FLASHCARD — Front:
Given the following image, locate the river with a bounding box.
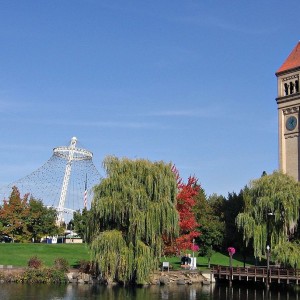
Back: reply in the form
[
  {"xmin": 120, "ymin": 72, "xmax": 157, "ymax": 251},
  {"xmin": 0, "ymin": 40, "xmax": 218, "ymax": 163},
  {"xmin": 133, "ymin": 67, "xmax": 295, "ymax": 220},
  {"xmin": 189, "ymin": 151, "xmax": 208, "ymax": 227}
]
[{"xmin": 0, "ymin": 282, "xmax": 298, "ymax": 300}]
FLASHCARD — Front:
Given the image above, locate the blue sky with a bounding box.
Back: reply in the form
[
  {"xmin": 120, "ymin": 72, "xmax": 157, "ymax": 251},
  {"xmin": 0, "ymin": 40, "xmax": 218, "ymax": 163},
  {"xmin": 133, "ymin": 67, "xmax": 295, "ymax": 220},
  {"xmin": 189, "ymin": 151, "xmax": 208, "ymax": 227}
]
[{"xmin": 0, "ymin": 1, "xmax": 299, "ymax": 198}]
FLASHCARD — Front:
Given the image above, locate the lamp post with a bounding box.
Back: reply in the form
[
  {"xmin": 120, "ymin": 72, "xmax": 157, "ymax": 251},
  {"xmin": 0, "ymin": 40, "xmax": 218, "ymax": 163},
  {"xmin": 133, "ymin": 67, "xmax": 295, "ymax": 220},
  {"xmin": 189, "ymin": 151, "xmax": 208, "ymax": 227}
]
[
  {"xmin": 266, "ymin": 212, "xmax": 274, "ymax": 270},
  {"xmin": 227, "ymin": 247, "xmax": 235, "ymax": 285},
  {"xmin": 228, "ymin": 247, "xmax": 235, "ymax": 268},
  {"xmin": 266, "ymin": 245, "xmax": 270, "ymax": 270},
  {"xmin": 266, "ymin": 212, "xmax": 274, "ymax": 245},
  {"xmin": 192, "ymin": 239, "xmax": 195, "ymax": 258},
  {"xmin": 266, "ymin": 245, "xmax": 270, "ymax": 285}
]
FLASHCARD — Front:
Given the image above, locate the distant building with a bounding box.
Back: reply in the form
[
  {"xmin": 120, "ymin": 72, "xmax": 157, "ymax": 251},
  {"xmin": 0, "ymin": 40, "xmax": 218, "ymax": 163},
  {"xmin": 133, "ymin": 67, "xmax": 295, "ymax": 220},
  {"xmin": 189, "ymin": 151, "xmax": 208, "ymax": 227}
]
[
  {"xmin": 276, "ymin": 41, "xmax": 300, "ymax": 180},
  {"xmin": 64, "ymin": 233, "xmax": 83, "ymax": 244}
]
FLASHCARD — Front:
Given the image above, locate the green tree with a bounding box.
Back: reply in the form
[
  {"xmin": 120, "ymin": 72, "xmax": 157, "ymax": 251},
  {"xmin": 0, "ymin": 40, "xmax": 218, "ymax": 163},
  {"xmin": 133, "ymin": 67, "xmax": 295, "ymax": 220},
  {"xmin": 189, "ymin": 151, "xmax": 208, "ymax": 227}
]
[
  {"xmin": 194, "ymin": 189, "xmax": 224, "ymax": 266},
  {"xmin": 225, "ymin": 190, "xmax": 253, "ymax": 266},
  {"xmin": 236, "ymin": 171, "xmax": 300, "ymax": 267},
  {"xmin": 28, "ymin": 198, "xmax": 59, "ymax": 242},
  {"xmin": 73, "ymin": 208, "xmax": 90, "ymax": 242},
  {"xmin": 0, "ymin": 186, "xmax": 30, "ymax": 242},
  {"xmin": 208, "ymin": 193, "xmax": 226, "ymax": 224},
  {"xmin": 87, "ymin": 156, "xmax": 179, "ymax": 284},
  {"xmin": 224, "ymin": 191, "xmax": 245, "ymax": 249}
]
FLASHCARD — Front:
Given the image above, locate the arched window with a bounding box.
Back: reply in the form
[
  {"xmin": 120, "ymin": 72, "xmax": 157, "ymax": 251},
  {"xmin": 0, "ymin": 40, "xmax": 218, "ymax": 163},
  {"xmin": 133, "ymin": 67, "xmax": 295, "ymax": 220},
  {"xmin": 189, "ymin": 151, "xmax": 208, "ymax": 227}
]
[
  {"xmin": 295, "ymin": 80, "xmax": 299, "ymax": 93},
  {"xmin": 284, "ymin": 83, "xmax": 289, "ymax": 96}
]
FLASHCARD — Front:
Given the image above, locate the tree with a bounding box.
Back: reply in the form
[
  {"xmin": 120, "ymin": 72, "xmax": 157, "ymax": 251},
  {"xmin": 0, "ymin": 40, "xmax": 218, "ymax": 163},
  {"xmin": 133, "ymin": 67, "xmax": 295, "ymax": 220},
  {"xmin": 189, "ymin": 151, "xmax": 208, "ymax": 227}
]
[
  {"xmin": 236, "ymin": 171, "xmax": 300, "ymax": 268},
  {"xmin": 224, "ymin": 190, "xmax": 253, "ymax": 266},
  {"xmin": 224, "ymin": 191, "xmax": 245, "ymax": 249},
  {"xmin": 194, "ymin": 191, "xmax": 224, "ymax": 265},
  {"xmin": 28, "ymin": 198, "xmax": 59, "ymax": 242},
  {"xmin": 73, "ymin": 208, "xmax": 90, "ymax": 242},
  {"xmin": 0, "ymin": 186, "xmax": 30, "ymax": 242},
  {"xmin": 87, "ymin": 156, "xmax": 179, "ymax": 284},
  {"xmin": 175, "ymin": 175, "xmax": 200, "ymax": 252},
  {"xmin": 0, "ymin": 187, "xmax": 60, "ymax": 243},
  {"xmin": 162, "ymin": 166, "xmax": 201, "ymax": 255}
]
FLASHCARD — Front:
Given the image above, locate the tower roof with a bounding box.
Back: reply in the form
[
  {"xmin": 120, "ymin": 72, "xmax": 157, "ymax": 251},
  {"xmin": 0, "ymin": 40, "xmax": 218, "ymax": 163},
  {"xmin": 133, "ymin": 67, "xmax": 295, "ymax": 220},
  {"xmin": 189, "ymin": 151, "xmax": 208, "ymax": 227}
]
[{"xmin": 276, "ymin": 42, "xmax": 300, "ymax": 74}]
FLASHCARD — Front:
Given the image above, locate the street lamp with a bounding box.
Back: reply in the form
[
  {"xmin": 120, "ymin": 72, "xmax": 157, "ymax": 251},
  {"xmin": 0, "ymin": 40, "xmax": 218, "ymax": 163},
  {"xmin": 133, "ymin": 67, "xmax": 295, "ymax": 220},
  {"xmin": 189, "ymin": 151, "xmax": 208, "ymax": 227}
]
[
  {"xmin": 266, "ymin": 245, "xmax": 270, "ymax": 269},
  {"xmin": 192, "ymin": 239, "xmax": 195, "ymax": 258},
  {"xmin": 227, "ymin": 247, "xmax": 236, "ymax": 269},
  {"xmin": 266, "ymin": 245, "xmax": 270, "ymax": 284},
  {"xmin": 227, "ymin": 247, "xmax": 235, "ymax": 284}
]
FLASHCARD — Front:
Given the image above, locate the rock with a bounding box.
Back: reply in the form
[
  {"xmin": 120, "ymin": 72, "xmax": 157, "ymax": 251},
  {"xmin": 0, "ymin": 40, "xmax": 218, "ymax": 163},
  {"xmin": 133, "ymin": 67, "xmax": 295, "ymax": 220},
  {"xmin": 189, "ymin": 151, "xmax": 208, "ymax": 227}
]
[
  {"xmin": 159, "ymin": 276, "xmax": 170, "ymax": 285},
  {"xmin": 82, "ymin": 273, "xmax": 91, "ymax": 283},
  {"xmin": 66, "ymin": 272, "xmax": 75, "ymax": 281},
  {"xmin": 176, "ymin": 279, "xmax": 186, "ymax": 285}
]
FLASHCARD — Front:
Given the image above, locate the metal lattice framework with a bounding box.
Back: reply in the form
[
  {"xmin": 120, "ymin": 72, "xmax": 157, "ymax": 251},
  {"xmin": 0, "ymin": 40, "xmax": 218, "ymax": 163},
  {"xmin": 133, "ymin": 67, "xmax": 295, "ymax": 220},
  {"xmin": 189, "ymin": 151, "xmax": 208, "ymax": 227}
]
[{"xmin": 0, "ymin": 137, "xmax": 101, "ymax": 223}]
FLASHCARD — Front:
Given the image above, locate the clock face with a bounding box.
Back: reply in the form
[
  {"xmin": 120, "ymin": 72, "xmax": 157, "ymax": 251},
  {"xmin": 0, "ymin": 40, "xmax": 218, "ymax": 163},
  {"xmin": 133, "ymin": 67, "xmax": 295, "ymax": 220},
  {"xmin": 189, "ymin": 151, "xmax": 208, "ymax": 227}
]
[{"xmin": 286, "ymin": 116, "xmax": 297, "ymax": 131}]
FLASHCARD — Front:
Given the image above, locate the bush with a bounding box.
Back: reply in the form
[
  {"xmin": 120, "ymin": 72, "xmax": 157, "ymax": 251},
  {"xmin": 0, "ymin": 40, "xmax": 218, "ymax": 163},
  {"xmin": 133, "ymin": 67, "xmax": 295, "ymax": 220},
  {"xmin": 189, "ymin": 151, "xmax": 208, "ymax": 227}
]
[
  {"xmin": 54, "ymin": 257, "xmax": 69, "ymax": 272},
  {"xmin": 28, "ymin": 256, "xmax": 42, "ymax": 269},
  {"xmin": 21, "ymin": 268, "xmax": 67, "ymax": 283},
  {"xmin": 78, "ymin": 259, "xmax": 91, "ymax": 273}
]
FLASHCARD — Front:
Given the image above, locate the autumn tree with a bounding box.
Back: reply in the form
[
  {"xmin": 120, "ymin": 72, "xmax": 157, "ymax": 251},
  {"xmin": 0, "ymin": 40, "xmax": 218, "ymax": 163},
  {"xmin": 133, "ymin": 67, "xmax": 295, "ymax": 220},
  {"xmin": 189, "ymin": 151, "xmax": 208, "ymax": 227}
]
[
  {"xmin": 164, "ymin": 166, "xmax": 200, "ymax": 254},
  {"xmin": 0, "ymin": 187, "xmax": 59, "ymax": 243},
  {"xmin": 28, "ymin": 198, "xmax": 59, "ymax": 242},
  {"xmin": 87, "ymin": 156, "xmax": 179, "ymax": 284},
  {"xmin": 236, "ymin": 171, "xmax": 300, "ymax": 268},
  {"xmin": 0, "ymin": 186, "xmax": 30, "ymax": 242}
]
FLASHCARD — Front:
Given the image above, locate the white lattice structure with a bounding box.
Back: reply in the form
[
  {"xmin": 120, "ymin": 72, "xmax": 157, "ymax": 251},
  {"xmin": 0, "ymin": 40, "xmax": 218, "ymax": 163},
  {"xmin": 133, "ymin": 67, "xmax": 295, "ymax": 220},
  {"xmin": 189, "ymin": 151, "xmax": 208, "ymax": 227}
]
[{"xmin": 0, "ymin": 137, "xmax": 101, "ymax": 224}]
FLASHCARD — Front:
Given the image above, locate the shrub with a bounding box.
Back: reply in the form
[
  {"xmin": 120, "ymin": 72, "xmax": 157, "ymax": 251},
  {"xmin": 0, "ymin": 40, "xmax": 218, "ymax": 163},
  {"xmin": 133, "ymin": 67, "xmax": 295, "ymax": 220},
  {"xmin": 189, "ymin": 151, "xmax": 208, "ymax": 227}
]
[
  {"xmin": 54, "ymin": 257, "xmax": 69, "ymax": 272},
  {"xmin": 21, "ymin": 268, "xmax": 67, "ymax": 283},
  {"xmin": 28, "ymin": 256, "xmax": 42, "ymax": 269},
  {"xmin": 78, "ymin": 259, "xmax": 91, "ymax": 273}
]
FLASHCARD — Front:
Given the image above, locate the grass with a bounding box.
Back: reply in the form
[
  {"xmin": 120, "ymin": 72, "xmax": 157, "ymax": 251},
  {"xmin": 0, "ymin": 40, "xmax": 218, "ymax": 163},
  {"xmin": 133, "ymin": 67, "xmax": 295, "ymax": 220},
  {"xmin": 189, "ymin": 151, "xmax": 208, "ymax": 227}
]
[
  {"xmin": 161, "ymin": 252, "xmax": 255, "ymax": 271},
  {"xmin": 0, "ymin": 243, "xmax": 255, "ymax": 271},
  {"xmin": 0, "ymin": 243, "xmax": 90, "ymax": 268}
]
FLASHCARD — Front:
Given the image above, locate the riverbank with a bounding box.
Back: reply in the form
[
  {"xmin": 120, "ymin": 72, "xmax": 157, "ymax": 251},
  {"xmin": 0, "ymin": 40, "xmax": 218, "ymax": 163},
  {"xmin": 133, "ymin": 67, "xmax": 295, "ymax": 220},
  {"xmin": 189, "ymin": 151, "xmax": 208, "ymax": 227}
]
[
  {"xmin": 66, "ymin": 269, "xmax": 208, "ymax": 285},
  {"xmin": 0, "ymin": 266, "xmax": 208, "ymax": 286}
]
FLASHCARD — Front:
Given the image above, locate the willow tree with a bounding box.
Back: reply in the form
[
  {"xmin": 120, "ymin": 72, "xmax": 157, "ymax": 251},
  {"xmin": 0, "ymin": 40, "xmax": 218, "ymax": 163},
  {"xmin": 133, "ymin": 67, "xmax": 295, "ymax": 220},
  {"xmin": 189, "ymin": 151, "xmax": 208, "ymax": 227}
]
[
  {"xmin": 236, "ymin": 171, "xmax": 300, "ymax": 267},
  {"xmin": 87, "ymin": 156, "xmax": 179, "ymax": 284}
]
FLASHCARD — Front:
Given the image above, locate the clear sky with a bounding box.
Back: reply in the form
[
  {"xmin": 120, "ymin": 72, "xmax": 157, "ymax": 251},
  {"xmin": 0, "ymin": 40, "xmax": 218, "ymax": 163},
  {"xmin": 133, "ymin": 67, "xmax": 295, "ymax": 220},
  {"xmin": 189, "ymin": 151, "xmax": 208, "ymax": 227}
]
[{"xmin": 0, "ymin": 1, "xmax": 299, "ymax": 198}]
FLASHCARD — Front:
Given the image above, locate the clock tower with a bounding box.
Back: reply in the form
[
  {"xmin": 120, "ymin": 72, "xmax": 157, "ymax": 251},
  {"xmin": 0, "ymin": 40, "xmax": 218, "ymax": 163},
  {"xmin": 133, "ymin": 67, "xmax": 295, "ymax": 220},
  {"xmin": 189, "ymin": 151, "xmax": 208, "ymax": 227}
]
[{"xmin": 276, "ymin": 41, "xmax": 300, "ymax": 180}]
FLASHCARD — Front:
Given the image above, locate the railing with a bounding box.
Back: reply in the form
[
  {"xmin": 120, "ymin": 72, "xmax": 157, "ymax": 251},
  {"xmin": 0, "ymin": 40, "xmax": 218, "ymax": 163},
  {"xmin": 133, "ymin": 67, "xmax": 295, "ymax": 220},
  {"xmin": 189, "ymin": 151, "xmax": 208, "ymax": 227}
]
[{"xmin": 212, "ymin": 266, "xmax": 300, "ymax": 285}]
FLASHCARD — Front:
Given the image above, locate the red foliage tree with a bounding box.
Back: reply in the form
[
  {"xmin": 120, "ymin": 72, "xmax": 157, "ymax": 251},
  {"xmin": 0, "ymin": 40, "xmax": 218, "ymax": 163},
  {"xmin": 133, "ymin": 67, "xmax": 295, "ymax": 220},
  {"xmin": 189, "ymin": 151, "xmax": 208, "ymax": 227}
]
[{"xmin": 163, "ymin": 166, "xmax": 201, "ymax": 255}]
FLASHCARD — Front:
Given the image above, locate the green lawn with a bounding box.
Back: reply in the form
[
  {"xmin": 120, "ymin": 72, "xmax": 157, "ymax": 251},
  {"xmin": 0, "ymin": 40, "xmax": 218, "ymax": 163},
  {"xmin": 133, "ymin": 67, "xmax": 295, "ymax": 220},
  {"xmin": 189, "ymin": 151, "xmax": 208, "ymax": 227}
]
[
  {"xmin": 0, "ymin": 243, "xmax": 255, "ymax": 271},
  {"xmin": 161, "ymin": 252, "xmax": 255, "ymax": 271},
  {"xmin": 0, "ymin": 243, "xmax": 90, "ymax": 268}
]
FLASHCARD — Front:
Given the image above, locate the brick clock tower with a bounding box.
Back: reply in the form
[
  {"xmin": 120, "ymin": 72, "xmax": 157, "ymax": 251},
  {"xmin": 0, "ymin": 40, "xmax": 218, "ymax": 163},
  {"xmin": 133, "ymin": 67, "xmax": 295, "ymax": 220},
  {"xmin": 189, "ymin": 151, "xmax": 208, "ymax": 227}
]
[{"xmin": 276, "ymin": 42, "xmax": 300, "ymax": 180}]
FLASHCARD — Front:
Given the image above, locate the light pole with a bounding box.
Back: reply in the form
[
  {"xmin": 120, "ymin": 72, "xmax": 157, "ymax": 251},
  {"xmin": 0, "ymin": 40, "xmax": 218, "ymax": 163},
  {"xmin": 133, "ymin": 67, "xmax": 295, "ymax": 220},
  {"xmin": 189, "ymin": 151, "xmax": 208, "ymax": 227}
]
[
  {"xmin": 192, "ymin": 239, "xmax": 195, "ymax": 258},
  {"xmin": 266, "ymin": 245, "xmax": 270, "ymax": 285},
  {"xmin": 266, "ymin": 245, "xmax": 270, "ymax": 270},
  {"xmin": 227, "ymin": 247, "xmax": 235, "ymax": 285},
  {"xmin": 266, "ymin": 212, "xmax": 274, "ymax": 272}
]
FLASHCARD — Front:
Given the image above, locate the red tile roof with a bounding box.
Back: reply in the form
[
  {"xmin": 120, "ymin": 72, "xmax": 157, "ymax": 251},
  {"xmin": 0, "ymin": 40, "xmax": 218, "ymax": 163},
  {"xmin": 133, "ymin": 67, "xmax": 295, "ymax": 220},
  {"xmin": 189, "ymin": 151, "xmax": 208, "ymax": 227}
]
[{"xmin": 276, "ymin": 41, "xmax": 300, "ymax": 74}]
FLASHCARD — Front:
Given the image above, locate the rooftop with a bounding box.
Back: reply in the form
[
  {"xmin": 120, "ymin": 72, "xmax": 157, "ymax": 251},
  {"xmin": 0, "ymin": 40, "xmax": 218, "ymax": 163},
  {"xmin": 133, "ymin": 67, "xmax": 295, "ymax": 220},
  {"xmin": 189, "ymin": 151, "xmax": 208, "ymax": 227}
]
[{"xmin": 276, "ymin": 41, "xmax": 300, "ymax": 74}]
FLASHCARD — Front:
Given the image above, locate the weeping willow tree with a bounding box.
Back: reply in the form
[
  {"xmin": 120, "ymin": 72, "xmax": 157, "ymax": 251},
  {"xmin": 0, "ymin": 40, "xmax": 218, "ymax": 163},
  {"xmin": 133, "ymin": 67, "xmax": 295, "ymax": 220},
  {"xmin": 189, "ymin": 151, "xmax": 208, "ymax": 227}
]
[
  {"xmin": 236, "ymin": 171, "xmax": 300, "ymax": 267},
  {"xmin": 87, "ymin": 156, "xmax": 179, "ymax": 284}
]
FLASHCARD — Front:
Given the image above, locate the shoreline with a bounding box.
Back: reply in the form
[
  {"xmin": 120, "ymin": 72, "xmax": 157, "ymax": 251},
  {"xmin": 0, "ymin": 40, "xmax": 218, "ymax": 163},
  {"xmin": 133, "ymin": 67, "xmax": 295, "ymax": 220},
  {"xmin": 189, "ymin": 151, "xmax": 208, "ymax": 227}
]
[{"xmin": 0, "ymin": 266, "xmax": 208, "ymax": 286}]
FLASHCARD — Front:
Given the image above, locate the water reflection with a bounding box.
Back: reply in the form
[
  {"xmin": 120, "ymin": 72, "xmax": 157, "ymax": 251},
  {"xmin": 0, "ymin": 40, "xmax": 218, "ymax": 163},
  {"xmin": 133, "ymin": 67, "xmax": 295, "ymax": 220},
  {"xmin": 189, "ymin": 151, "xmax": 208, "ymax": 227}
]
[
  {"xmin": 211, "ymin": 283, "xmax": 300, "ymax": 300},
  {"xmin": 0, "ymin": 283, "xmax": 298, "ymax": 300}
]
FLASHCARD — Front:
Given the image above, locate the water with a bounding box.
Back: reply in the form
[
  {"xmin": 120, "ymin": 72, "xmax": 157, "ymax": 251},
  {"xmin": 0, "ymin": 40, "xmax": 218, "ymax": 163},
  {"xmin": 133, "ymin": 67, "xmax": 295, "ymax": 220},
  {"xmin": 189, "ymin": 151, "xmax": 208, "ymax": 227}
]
[{"xmin": 0, "ymin": 282, "xmax": 298, "ymax": 300}]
